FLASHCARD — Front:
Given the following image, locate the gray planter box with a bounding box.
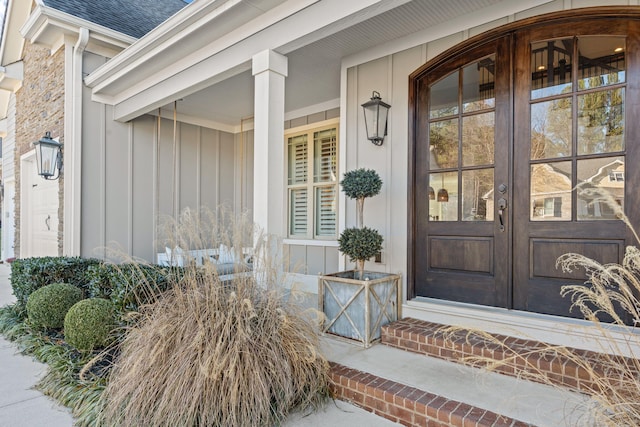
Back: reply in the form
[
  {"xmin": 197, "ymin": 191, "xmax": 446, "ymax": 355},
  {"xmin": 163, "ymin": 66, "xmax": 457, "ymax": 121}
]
[{"xmin": 319, "ymin": 270, "xmax": 401, "ymax": 348}]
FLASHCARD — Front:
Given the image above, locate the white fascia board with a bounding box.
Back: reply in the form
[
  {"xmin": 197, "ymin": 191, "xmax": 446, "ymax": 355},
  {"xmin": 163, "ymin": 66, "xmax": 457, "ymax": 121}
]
[
  {"xmin": 86, "ymin": 0, "xmax": 320, "ymax": 93},
  {"xmin": 100, "ymin": 0, "xmax": 412, "ymax": 122},
  {"xmin": 342, "ymin": 0, "xmax": 555, "ymax": 69},
  {"xmin": 85, "ymin": 0, "xmax": 249, "ymax": 90},
  {"xmin": 21, "ymin": 5, "xmax": 135, "ymax": 51}
]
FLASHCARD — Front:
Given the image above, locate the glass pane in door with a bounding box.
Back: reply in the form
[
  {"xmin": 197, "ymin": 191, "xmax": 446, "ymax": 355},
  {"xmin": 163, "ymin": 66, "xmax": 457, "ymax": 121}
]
[
  {"xmin": 577, "ymin": 156, "xmax": 624, "ymax": 220},
  {"xmin": 429, "ymin": 172, "xmax": 458, "ymax": 221},
  {"xmin": 462, "ymin": 112, "xmax": 494, "ymax": 166},
  {"xmin": 429, "ymin": 119, "xmax": 459, "ymax": 169},
  {"xmin": 577, "ymin": 36, "xmax": 625, "ymax": 90},
  {"xmin": 577, "ymin": 88, "xmax": 624, "ymax": 155},
  {"xmin": 462, "ymin": 169, "xmax": 494, "ymax": 221},
  {"xmin": 531, "ymin": 98, "xmax": 572, "ymax": 159},
  {"xmin": 463, "ymin": 55, "xmax": 496, "ymax": 112},
  {"xmin": 430, "ymin": 72, "xmax": 459, "ymax": 118},
  {"xmin": 530, "ymin": 161, "xmax": 572, "ymax": 221},
  {"xmin": 531, "ymin": 39, "xmax": 573, "ymax": 99}
]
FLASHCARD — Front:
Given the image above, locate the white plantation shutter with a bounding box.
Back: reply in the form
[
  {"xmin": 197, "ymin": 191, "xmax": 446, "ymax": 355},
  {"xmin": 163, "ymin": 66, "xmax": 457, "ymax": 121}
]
[
  {"xmin": 314, "ymin": 129, "xmax": 337, "ymax": 183},
  {"xmin": 289, "ymin": 188, "xmax": 308, "ymax": 236},
  {"xmin": 288, "ymin": 135, "xmax": 307, "ymax": 185},
  {"xmin": 287, "ymin": 123, "xmax": 338, "ymax": 238},
  {"xmin": 315, "ymin": 186, "xmax": 336, "ymax": 236}
]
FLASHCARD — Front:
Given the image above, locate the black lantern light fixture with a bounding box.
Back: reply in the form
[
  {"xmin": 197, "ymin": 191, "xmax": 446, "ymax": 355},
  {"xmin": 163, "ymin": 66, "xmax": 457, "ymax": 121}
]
[
  {"xmin": 361, "ymin": 91, "xmax": 391, "ymax": 146},
  {"xmin": 33, "ymin": 131, "xmax": 63, "ymax": 180}
]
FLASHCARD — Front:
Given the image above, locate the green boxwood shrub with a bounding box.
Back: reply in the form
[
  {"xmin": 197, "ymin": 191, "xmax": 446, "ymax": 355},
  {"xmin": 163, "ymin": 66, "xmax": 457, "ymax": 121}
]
[
  {"xmin": 11, "ymin": 257, "xmax": 101, "ymax": 310},
  {"xmin": 85, "ymin": 263, "xmax": 175, "ymax": 313},
  {"xmin": 338, "ymin": 226, "xmax": 383, "ymax": 264},
  {"xmin": 64, "ymin": 298, "xmax": 115, "ymax": 351},
  {"xmin": 26, "ymin": 283, "xmax": 84, "ymax": 330}
]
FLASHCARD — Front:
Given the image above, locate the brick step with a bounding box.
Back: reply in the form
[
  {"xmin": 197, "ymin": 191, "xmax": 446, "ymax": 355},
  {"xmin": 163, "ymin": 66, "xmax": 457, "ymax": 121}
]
[
  {"xmin": 322, "ymin": 336, "xmax": 588, "ymax": 427},
  {"xmin": 329, "ymin": 362, "xmax": 532, "ymax": 427},
  {"xmin": 381, "ymin": 317, "xmax": 634, "ymax": 394}
]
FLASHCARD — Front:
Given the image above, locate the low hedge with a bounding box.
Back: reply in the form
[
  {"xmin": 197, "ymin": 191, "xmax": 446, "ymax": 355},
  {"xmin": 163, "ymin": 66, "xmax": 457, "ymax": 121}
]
[
  {"xmin": 11, "ymin": 257, "xmax": 101, "ymax": 311},
  {"xmin": 85, "ymin": 263, "xmax": 176, "ymax": 313},
  {"xmin": 12, "ymin": 257, "xmax": 181, "ymax": 317}
]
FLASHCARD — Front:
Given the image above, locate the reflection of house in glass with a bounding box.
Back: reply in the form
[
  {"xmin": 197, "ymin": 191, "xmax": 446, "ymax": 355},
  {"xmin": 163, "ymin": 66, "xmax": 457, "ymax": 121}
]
[
  {"xmin": 577, "ymin": 157, "xmax": 625, "ymax": 220},
  {"xmin": 530, "ymin": 162, "xmax": 572, "ymax": 220}
]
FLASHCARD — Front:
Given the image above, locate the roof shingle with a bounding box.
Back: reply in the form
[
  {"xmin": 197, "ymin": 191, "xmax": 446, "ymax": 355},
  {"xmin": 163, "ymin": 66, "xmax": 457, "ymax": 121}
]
[{"xmin": 42, "ymin": 0, "xmax": 188, "ymax": 38}]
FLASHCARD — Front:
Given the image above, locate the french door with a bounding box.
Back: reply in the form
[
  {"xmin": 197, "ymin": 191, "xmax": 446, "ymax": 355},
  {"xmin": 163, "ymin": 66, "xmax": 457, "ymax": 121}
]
[{"xmin": 411, "ymin": 17, "xmax": 639, "ymax": 319}]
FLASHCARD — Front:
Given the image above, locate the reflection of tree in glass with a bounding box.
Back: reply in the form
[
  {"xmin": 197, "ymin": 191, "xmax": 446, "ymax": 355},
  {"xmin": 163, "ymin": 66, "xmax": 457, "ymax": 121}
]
[
  {"xmin": 429, "ymin": 119, "xmax": 458, "ymax": 169},
  {"xmin": 463, "ymin": 113, "xmax": 494, "ymax": 166},
  {"xmin": 578, "ymin": 88, "xmax": 624, "ymax": 155},
  {"xmin": 530, "ymin": 98, "xmax": 572, "ymax": 159}
]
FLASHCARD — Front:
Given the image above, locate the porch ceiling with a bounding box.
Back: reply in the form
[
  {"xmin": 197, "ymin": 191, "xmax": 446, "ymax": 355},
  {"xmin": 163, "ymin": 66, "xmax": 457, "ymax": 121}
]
[{"xmin": 90, "ymin": 0, "xmax": 551, "ymax": 128}]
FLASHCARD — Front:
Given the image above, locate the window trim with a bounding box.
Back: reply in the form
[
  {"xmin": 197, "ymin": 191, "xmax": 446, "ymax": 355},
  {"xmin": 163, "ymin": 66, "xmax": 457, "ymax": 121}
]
[{"xmin": 285, "ymin": 118, "xmax": 340, "ymax": 240}]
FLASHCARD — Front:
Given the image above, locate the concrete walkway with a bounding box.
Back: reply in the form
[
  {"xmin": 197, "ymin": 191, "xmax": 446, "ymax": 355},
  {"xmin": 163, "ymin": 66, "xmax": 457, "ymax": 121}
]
[
  {"xmin": 0, "ymin": 263, "xmax": 397, "ymax": 426},
  {"xmin": 0, "ymin": 263, "xmax": 74, "ymax": 426}
]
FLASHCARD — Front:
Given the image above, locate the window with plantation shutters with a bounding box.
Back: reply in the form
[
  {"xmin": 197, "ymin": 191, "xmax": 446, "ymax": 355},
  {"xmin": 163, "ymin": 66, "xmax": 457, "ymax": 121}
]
[{"xmin": 286, "ymin": 121, "xmax": 339, "ymax": 239}]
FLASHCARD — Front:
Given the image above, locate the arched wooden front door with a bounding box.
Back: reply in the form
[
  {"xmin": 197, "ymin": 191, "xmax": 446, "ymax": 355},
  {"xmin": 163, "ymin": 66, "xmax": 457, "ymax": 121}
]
[{"xmin": 410, "ymin": 12, "xmax": 639, "ymax": 319}]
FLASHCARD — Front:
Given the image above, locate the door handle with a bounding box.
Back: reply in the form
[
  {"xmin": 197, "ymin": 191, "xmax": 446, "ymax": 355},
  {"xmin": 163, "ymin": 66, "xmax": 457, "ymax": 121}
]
[{"xmin": 497, "ymin": 198, "xmax": 507, "ymax": 232}]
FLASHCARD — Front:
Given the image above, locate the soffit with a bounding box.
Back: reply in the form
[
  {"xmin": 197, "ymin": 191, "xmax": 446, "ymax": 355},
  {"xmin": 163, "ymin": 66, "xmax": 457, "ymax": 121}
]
[
  {"xmin": 0, "ymin": 0, "xmax": 33, "ymax": 65},
  {"xmin": 166, "ymin": 0, "xmax": 511, "ymax": 125}
]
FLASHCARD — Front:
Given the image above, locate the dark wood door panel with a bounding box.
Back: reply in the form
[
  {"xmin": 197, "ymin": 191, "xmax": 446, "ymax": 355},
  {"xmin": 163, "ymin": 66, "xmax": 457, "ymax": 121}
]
[
  {"xmin": 417, "ymin": 271, "xmax": 500, "ymax": 307},
  {"xmin": 429, "ymin": 236, "xmax": 494, "ymax": 274},
  {"xmin": 530, "ymin": 238, "xmax": 624, "ymax": 281}
]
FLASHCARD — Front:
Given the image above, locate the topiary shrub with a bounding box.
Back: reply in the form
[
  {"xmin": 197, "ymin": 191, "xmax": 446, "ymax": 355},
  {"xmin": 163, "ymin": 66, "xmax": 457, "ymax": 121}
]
[
  {"xmin": 26, "ymin": 283, "xmax": 84, "ymax": 330},
  {"xmin": 338, "ymin": 226, "xmax": 383, "ymax": 270},
  {"xmin": 64, "ymin": 298, "xmax": 116, "ymax": 351},
  {"xmin": 338, "ymin": 168, "xmax": 384, "ymax": 278}
]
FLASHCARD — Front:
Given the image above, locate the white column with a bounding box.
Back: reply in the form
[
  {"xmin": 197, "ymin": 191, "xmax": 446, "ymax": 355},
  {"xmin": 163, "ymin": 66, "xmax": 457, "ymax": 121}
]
[{"xmin": 252, "ymin": 50, "xmax": 288, "ymax": 236}]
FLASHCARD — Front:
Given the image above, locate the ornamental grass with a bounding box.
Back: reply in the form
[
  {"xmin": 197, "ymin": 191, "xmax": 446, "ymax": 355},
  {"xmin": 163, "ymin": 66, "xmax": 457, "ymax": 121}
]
[{"xmin": 98, "ymin": 207, "xmax": 330, "ymax": 426}]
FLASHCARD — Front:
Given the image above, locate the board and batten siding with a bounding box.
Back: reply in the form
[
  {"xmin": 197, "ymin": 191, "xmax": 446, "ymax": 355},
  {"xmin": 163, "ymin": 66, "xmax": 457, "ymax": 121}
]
[
  {"xmin": 81, "ymin": 112, "xmax": 253, "ymax": 262},
  {"xmin": 342, "ymin": 47, "xmax": 423, "ymax": 284},
  {"xmin": 81, "ymin": 52, "xmax": 253, "ymax": 261}
]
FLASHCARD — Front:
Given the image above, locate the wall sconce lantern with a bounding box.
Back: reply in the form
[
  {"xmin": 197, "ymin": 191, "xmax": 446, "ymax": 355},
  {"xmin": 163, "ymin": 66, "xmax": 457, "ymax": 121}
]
[
  {"xmin": 361, "ymin": 91, "xmax": 391, "ymax": 146},
  {"xmin": 33, "ymin": 131, "xmax": 63, "ymax": 180}
]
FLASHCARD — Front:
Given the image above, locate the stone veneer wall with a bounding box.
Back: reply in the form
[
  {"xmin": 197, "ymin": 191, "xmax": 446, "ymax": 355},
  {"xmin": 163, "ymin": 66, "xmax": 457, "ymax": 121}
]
[{"xmin": 14, "ymin": 42, "xmax": 65, "ymax": 257}]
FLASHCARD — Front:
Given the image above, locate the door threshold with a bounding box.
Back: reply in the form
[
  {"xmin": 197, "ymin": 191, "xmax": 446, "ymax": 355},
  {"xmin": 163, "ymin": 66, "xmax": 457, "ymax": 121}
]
[{"xmin": 403, "ymin": 297, "xmax": 639, "ymax": 357}]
